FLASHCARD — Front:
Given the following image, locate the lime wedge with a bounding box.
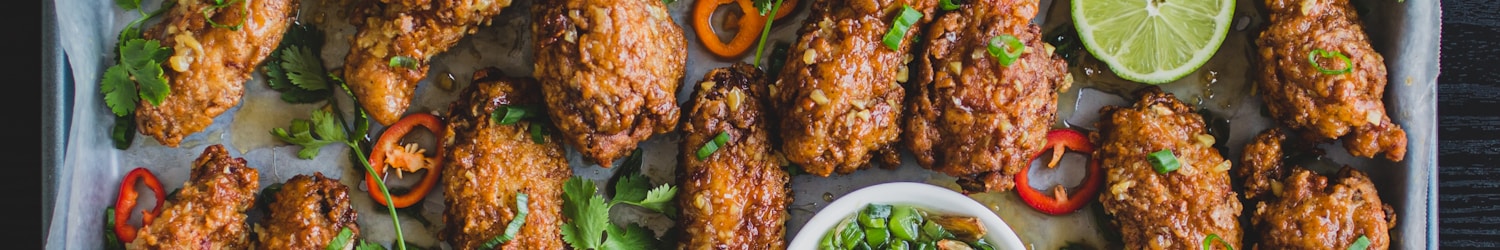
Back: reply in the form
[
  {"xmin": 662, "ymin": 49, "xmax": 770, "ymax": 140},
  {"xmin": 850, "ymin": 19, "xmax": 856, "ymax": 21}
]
[{"xmin": 1071, "ymin": 0, "xmax": 1235, "ymax": 84}]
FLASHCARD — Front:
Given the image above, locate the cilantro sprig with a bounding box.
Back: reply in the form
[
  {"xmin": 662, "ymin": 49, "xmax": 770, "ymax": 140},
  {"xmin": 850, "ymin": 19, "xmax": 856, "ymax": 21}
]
[
  {"xmin": 102, "ymin": 0, "xmax": 175, "ymax": 149},
  {"xmin": 562, "ymin": 149, "xmax": 679, "ymax": 250},
  {"xmin": 263, "ymin": 23, "xmax": 333, "ymax": 103}
]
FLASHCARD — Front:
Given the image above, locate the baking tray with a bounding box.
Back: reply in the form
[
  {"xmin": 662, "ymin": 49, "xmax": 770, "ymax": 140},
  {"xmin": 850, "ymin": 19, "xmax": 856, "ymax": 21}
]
[{"xmin": 44, "ymin": 0, "xmax": 1440, "ymax": 248}]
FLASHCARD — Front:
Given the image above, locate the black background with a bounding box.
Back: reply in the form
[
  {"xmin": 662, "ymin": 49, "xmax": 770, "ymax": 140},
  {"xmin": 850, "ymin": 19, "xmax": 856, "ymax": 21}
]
[{"xmin": 1438, "ymin": 0, "xmax": 1500, "ymax": 248}]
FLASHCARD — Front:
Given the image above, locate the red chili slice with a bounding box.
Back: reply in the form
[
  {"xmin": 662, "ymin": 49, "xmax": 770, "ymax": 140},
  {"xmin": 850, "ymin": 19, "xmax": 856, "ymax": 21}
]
[
  {"xmin": 364, "ymin": 112, "xmax": 446, "ymax": 208},
  {"xmin": 114, "ymin": 167, "xmax": 165, "ymax": 243},
  {"xmin": 1015, "ymin": 128, "xmax": 1102, "ymax": 216}
]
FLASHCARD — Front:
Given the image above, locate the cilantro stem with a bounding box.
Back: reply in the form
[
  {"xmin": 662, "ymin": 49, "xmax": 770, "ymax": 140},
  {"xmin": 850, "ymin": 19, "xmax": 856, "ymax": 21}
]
[
  {"xmin": 345, "ymin": 141, "xmax": 406, "ymax": 250},
  {"xmin": 751, "ymin": 0, "xmax": 785, "ymax": 67}
]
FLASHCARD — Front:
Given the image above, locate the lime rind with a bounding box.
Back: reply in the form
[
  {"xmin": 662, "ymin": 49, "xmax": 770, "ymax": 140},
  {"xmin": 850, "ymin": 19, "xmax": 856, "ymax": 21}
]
[{"xmin": 1071, "ymin": 0, "xmax": 1236, "ymax": 85}]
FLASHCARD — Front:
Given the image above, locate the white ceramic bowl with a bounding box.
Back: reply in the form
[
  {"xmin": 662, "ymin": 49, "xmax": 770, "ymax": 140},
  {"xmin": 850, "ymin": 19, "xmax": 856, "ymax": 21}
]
[{"xmin": 788, "ymin": 182, "xmax": 1027, "ymax": 250}]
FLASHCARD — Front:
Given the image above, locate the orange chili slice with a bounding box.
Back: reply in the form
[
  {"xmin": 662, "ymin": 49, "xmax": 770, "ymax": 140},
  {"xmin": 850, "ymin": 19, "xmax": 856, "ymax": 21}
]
[{"xmin": 693, "ymin": 0, "xmax": 797, "ymax": 58}]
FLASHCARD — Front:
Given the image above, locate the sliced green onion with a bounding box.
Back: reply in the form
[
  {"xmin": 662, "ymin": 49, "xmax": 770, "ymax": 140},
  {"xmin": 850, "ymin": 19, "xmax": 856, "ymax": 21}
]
[
  {"xmin": 103, "ymin": 207, "xmax": 123, "ymax": 250},
  {"xmin": 1348, "ymin": 235, "xmax": 1370, "ymax": 250},
  {"xmin": 920, "ymin": 219, "xmax": 949, "ymax": 241},
  {"xmin": 988, "ymin": 34, "xmax": 1023, "ymax": 66},
  {"xmin": 820, "ymin": 223, "xmax": 843, "ymax": 250},
  {"xmin": 529, "ymin": 123, "xmax": 545, "ymax": 144},
  {"xmin": 888, "ymin": 205, "xmax": 922, "ymax": 241},
  {"xmin": 327, "ymin": 227, "xmax": 355, "ymax": 250},
  {"xmin": 969, "ymin": 239, "xmax": 995, "ymax": 250},
  {"xmin": 697, "ymin": 131, "xmax": 732, "ymax": 160},
  {"xmin": 840, "ymin": 218, "xmax": 866, "ymax": 249},
  {"xmin": 389, "ymin": 56, "xmax": 418, "ymax": 69},
  {"xmin": 1148, "ymin": 149, "xmax": 1181, "ymax": 174},
  {"xmin": 1308, "ymin": 49, "xmax": 1352, "ymax": 75},
  {"xmin": 481, "ymin": 193, "xmax": 529, "ymax": 249},
  {"xmin": 859, "ymin": 204, "xmax": 893, "ymax": 229},
  {"xmin": 1202, "ymin": 233, "xmax": 1232, "ymax": 250},
  {"xmin": 493, "ymin": 106, "xmax": 540, "ymax": 125},
  {"xmin": 939, "ymin": 0, "xmax": 960, "ymax": 11},
  {"xmin": 864, "ymin": 226, "xmax": 890, "ymax": 248},
  {"xmin": 881, "ymin": 5, "xmax": 924, "ymax": 50},
  {"xmin": 890, "ymin": 241, "xmax": 910, "ymax": 250}
]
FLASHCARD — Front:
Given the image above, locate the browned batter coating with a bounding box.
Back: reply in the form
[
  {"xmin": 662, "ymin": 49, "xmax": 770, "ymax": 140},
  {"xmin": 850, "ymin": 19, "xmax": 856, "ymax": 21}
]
[
  {"xmin": 771, "ymin": 0, "xmax": 937, "ymax": 176},
  {"xmin": 904, "ymin": 0, "xmax": 1070, "ymax": 193},
  {"xmin": 129, "ymin": 144, "xmax": 260, "ymax": 249},
  {"xmin": 531, "ymin": 0, "xmax": 686, "ymax": 168},
  {"xmin": 440, "ymin": 68, "xmax": 572, "ymax": 249},
  {"xmin": 1254, "ymin": 0, "xmax": 1406, "ymax": 161},
  {"xmin": 343, "ymin": 0, "xmax": 512, "ymax": 125},
  {"xmin": 1094, "ymin": 87, "xmax": 1241, "ymax": 250},
  {"xmin": 135, "ymin": 0, "xmax": 297, "ymax": 147},
  {"xmin": 254, "ymin": 173, "xmax": 358, "ymax": 250},
  {"xmin": 1239, "ymin": 129, "xmax": 1396, "ymax": 250},
  {"xmin": 676, "ymin": 63, "xmax": 791, "ymax": 249}
]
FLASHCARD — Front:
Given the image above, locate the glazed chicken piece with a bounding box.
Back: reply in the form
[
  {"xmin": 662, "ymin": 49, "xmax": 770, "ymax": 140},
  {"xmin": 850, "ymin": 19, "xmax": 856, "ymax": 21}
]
[
  {"xmin": 771, "ymin": 0, "xmax": 937, "ymax": 176},
  {"xmin": 904, "ymin": 0, "xmax": 1071, "ymax": 193},
  {"xmin": 128, "ymin": 144, "xmax": 260, "ymax": 249},
  {"xmin": 440, "ymin": 68, "xmax": 572, "ymax": 249},
  {"xmin": 531, "ymin": 0, "xmax": 687, "ymax": 168},
  {"xmin": 1239, "ymin": 128, "xmax": 1396, "ymax": 250},
  {"xmin": 1094, "ymin": 87, "xmax": 1242, "ymax": 250},
  {"xmin": 676, "ymin": 63, "xmax": 791, "ymax": 249},
  {"xmin": 254, "ymin": 173, "xmax": 359, "ymax": 250},
  {"xmin": 1255, "ymin": 0, "xmax": 1406, "ymax": 161},
  {"xmin": 135, "ymin": 0, "xmax": 297, "ymax": 147},
  {"xmin": 343, "ymin": 0, "xmax": 513, "ymax": 125}
]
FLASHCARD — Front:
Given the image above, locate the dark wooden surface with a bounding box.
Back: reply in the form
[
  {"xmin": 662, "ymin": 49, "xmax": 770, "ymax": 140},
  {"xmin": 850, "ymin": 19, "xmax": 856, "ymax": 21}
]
[{"xmin": 1439, "ymin": 0, "xmax": 1500, "ymax": 248}]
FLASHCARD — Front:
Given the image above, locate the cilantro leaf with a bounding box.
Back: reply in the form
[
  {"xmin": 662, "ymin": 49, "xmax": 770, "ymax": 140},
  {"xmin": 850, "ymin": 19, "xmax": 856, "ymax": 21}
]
[
  {"xmin": 602, "ymin": 223, "xmax": 660, "ymax": 250},
  {"xmin": 100, "ymin": 65, "xmax": 138, "ymax": 116},
  {"xmin": 611, "ymin": 174, "xmax": 678, "ymax": 217},
  {"xmin": 561, "ymin": 178, "xmax": 610, "ymax": 249},
  {"xmin": 270, "ymin": 110, "xmax": 346, "ymax": 159},
  {"xmin": 355, "ymin": 240, "xmax": 387, "ymax": 250},
  {"xmin": 753, "ymin": 0, "xmax": 773, "ymax": 16},
  {"xmin": 115, "ymin": 0, "xmax": 140, "ymax": 10},
  {"xmin": 281, "ymin": 46, "xmax": 329, "ymax": 91},
  {"xmin": 135, "ymin": 60, "xmax": 169, "ymax": 106},
  {"xmin": 120, "ymin": 39, "xmax": 169, "ymax": 70}
]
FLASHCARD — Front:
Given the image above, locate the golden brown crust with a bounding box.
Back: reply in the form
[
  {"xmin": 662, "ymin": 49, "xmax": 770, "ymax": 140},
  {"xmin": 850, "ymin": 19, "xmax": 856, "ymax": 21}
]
[
  {"xmin": 1254, "ymin": 0, "xmax": 1406, "ymax": 161},
  {"xmin": 343, "ymin": 0, "xmax": 511, "ymax": 125},
  {"xmin": 136, "ymin": 0, "xmax": 298, "ymax": 147},
  {"xmin": 531, "ymin": 0, "xmax": 687, "ymax": 168},
  {"xmin": 771, "ymin": 0, "xmax": 937, "ymax": 176},
  {"xmin": 1094, "ymin": 87, "xmax": 1241, "ymax": 250},
  {"xmin": 1249, "ymin": 166, "xmax": 1396, "ymax": 250},
  {"xmin": 129, "ymin": 144, "xmax": 260, "ymax": 249},
  {"xmin": 676, "ymin": 63, "xmax": 791, "ymax": 249},
  {"xmin": 440, "ymin": 68, "xmax": 571, "ymax": 249},
  {"xmin": 254, "ymin": 173, "xmax": 358, "ymax": 250},
  {"xmin": 903, "ymin": 0, "xmax": 1070, "ymax": 192},
  {"xmin": 1238, "ymin": 128, "xmax": 1287, "ymax": 200}
]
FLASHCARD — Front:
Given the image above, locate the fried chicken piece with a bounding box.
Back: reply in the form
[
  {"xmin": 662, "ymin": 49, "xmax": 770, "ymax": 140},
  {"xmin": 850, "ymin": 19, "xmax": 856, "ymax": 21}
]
[
  {"xmin": 771, "ymin": 0, "xmax": 937, "ymax": 176},
  {"xmin": 1255, "ymin": 0, "xmax": 1406, "ymax": 161},
  {"xmin": 254, "ymin": 173, "xmax": 358, "ymax": 250},
  {"xmin": 128, "ymin": 144, "xmax": 260, "ymax": 249},
  {"xmin": 1094, "ymin": 87, "xmax": 1242, "ymax": 250},
  {"xmin": 531, "ymin": 0, "xmax": 686, "ymax": 168},
  {"xmin": 135, "ymin": 0, "xmax": 298, "ymax": 147},
  {"xmin": 905, "ymin": 0, "xmax": 1070, "ymax": 193},
  {"xmin": 343, "ymin": 0, "xmax": 512, "ymax": 125},
  {"xmin": 440, "ymin": 68, "xmax": 572, "ymax": 249},
  {"xmin": 676, "ymin": 63, "xmax": 791, "ymax": 249},
  {"xmin": 1239, "ymin": 129, "xmax": 1396, "ymax": 250}
]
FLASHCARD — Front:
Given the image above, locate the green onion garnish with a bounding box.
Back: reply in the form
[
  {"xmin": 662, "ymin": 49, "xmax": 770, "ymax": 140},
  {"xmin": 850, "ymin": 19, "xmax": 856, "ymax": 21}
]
[
  {"xmin": 481, "ymin": 193, "xmax": 529, "ymax": 249},
  {"xmin": 1308, "ymin": 49, "xmax": 1352, "ymax": 75},
  {"xmin": 1202, "ymin": 233, "xmax": 1232, "ymax": 250},
  {"xmin": 494, "ymin": 106, "xmax": 540, "ymax": 125},
  {"xmin": 939, "ymin": 0, "xmax": 960, "ymax": 11},
  {"xmin": 1348, "ymin": 235, "xmax": 1370, "ymax": 250},
  {"xmin": 882, "ymin": 5, "xmax": 923, "ymax": 50},
  {"xmin": 697, "ymin": 131, "xmax": 732, "ymax": 160},
  {"xmin": 530, "ymin": 123, "xmax": 545, "ymax": 144},
  {"xmin": 389, "ymin": 56, "xmax": 418, "ymax": 69},
  {"xmin": 988, "ymin": 34, "xmax": 1023, "ymax": 66},
  {"xmin": 1148, "ymin": 149, "xmax": 1180, "ymax": 174},
  {"xmin": 326, "ymin": 227, "xmax": 355, "ymax": 250}
]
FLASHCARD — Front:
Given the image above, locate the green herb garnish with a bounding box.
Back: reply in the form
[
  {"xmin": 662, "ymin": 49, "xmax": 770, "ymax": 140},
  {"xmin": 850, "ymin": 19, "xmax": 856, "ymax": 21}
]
[
  {"xmin": 697, "ymin": 131, "xmax": 731, "ymax": 160},
  {"xmin": 1309, "ymin": 49, "xmax": 1353, "ymax": 75},
  {"xmin": 480, "ymin": 193, "xmax": 530, "ymax": 249},
  {"xmin": 939, "ymin": 0, "xmax": 960, "ymax": 11},
  {"xmin": 1202, "ymin": 233, "xmax": 1232, "ymax": 250},
  {"xmin": 326, "ymin": 227, "xmax": 355, "ymax": 250},
  {"xmin": 389, "ymin": 56, "xmax": 418, "ymax": 69},
  {"xmin": 881, "ymin": 5, "xmax": 923, "ymax": 50},
  {"xmin": 1348, "ymin": 235, "xmax": 1370, "ymax": 250},
  {"xmin": 1148, "ymin": 149, "xmax": 1181, "ymax": 174},
  {"xmin": 988, "ymin": 34, "xmax": 1023, "ymax": 66}
]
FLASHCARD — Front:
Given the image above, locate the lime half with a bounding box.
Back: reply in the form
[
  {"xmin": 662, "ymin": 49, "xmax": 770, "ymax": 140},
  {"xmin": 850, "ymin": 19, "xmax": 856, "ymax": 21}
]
[{"xmin": 1072, "ymin": 0, "xmax": 1235, "ymax": 84}]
